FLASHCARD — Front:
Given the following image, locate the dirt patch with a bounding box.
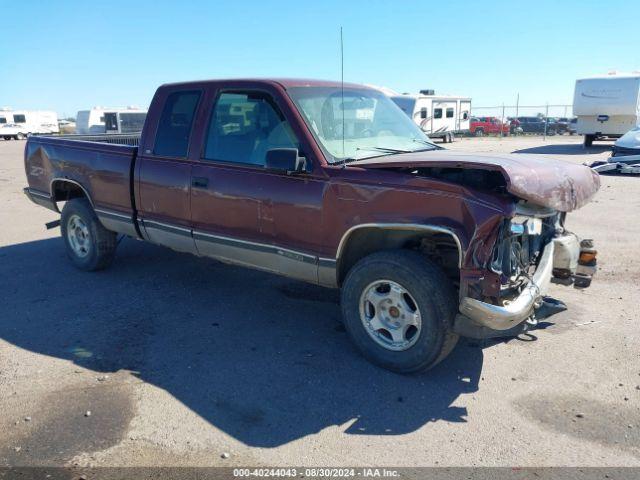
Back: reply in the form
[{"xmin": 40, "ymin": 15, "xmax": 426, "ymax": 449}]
[
  {"xmin": 515, "ymin": 394, "xmax": 640, "ymax": 457},
  {"xmin": 2, "ymin": 384, "xmax": 134, "ymax": 466}
]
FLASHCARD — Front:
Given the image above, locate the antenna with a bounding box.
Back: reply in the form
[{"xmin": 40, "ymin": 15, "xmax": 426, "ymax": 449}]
[{"xmin": 340, "ymin": 26, "xmax": 345, "ymax": 160}]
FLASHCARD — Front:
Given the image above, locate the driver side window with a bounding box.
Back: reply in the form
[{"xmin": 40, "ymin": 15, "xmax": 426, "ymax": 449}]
[{"xmin": 204, "ymin": 91, "xmax": 299, "ymax": 166}]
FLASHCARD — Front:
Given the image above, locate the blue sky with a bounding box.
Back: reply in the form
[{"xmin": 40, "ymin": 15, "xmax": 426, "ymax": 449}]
[{"xmin": 1, "ymin": 0, "xmax": 638, "ymax": 118}]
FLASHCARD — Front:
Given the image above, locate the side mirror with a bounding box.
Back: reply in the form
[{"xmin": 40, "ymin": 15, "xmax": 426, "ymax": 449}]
[{"xmin": 265, "ymin": 148, "xmax": 306, "ymax": 174}]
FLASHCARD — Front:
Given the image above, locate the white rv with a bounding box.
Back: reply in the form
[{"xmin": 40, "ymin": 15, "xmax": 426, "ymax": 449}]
[
  {"xmin": 389, "ymin": 90, "xmax": 472, "ymax": 142},
  {"xmin": 104, "ymin": 110, "xmax": 147, "ymax": 134},
  {"xmin": 573, "ymin": 73, "xmax": 640, "ymax": 146},
  {"xmin": 76, "ymin": 107, "xmax": 147, "ymax": 134},
  {"xmin": 0, "ymin": 110, "xmax": 59, "ymax": 134}
]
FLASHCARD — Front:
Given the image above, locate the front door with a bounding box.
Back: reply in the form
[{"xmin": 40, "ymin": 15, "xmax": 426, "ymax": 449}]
[{"xmin": 190, "ymin": 89, "xmax": 325, "ymax": 283}]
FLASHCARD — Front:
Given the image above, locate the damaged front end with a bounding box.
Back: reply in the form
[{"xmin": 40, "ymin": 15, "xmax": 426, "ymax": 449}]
[{"xmin": 454, "ymin": 202, "xmax": 597, "ymax": 339}]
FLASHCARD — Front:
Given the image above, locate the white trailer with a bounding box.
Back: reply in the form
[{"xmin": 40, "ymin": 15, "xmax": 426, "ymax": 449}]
[
  {"xmin": 573, "ymin": 73, "xmax": 640, "ymax": 146},
  {"xmin": 104, "ymin": 110, "xmax": 147, "ymax": 134},
  {"xmin": 76, "ymin": 107, "xmax": 147, "ymax": 134},
  {"xmin": 0, "ymin": 110, "xmax": 59, "ymax": 134},
  {"xmin": 389, "ymin": 90, "xmax": 472, "ymax": 143}
]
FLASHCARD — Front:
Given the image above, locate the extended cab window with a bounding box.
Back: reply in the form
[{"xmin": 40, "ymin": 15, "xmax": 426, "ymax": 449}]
[
  {"xmin": 434, "ymin": 108, "xmax": 443, "ymax": 119},
  {"xmin": 204, "ymin": 91, "xmax": 298, "ymax": 166},
  {"xmin": 154, "ymin": 90, "xmax": 201, "ymax": 157}
]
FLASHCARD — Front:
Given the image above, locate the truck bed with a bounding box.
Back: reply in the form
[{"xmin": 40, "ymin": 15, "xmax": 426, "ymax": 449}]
[{"xmin": 24, "ymin": 133, "xmax": 140, "ymax": 237}]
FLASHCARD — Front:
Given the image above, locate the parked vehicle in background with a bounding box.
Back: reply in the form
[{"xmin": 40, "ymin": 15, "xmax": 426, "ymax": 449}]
[
  {"xmin": 573, "ymin": 72, "xmax": 640, "ymax": 147},
  {"xmin": 591, "ymin": 126, "xmax": 640, "ymax": 174},
  {"xmin": 507, "ymin": 118, "xmax": 523, "ymax": 135},
  {"xmin": 1, "ymin": 124, "xmax": 29, "ymax": 140},
  {"xmin": 552, "ymin": 117, "xmax": 567, "ymax": 134},
  {"xmin": 545, "ymin": 117, "xmax": 562, "ymax": 134},
  {"xmin": 517, "ymin": 116, "xmax": 557, "ymax": 135},
  {"xmin": 390, "ymin": 89, "xmax": 472, "ymax": 143},
  {"xmin": 612, "ymin": 126, "xmax": 640, "ymax": 157},
  {"xmin": 76, "ymin": 107, "xmax": 147, "ymax": 134},
  {"xmin": 469, "ymin": 116, "xmax": 510, "ymax": 136},
  {"xmin": 0, "ymin": 110, "xmax": 59, "ymax": 134},
  {"xmin": 554, "ymin": 117, "xmax": 576, "ymax": 135},
  {"xmin": 23, "ymin": 78, "xmax": 600, "ymax": 373},
  {"xmin": 58, "ymin": 119, "xmax": 75, "ymax": 128}
]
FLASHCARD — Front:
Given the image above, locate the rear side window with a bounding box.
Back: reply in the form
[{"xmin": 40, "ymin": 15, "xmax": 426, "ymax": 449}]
[
  {"xmin": 13, "ymin": 114, "xmax": 26, "ymax": 123},
  {"xmin": 0, "ymin": 117, "xmax": 6, "ymax": 124},
  {"xmin": 154, "ymin": 90, "xmax": 201, "ymax": 157},
  {"xmin": 446, "ymin": 108, "xmax": 454, "ymax": 118},
  {"xmin": 420, "ymin": 107, "xmax": 428, "ymax": 119}
]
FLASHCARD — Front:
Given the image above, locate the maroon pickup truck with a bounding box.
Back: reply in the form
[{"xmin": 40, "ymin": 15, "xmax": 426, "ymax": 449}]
[{"xmin": 23, "ymin": 79, "xmax": 600, "ymax": 373}]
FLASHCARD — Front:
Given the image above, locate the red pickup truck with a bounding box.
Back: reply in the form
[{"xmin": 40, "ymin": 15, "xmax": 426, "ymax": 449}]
[
  {"xmin": 23, "ymin": 79, "xmax": 600, "ymax": 373},
  {"xmin": 470, "ymin": 117, "xmax": 510, "ymax": 136}
]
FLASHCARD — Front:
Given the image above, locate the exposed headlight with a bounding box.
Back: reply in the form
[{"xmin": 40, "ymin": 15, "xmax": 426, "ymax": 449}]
[{"xmin": 510, "ymin": 216, "xmax": 542, "ymax": 235}]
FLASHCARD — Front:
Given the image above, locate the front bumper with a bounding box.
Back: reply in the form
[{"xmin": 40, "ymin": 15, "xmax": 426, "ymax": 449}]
[{"xmin": 458, "ymin": 233, "xmax": 592, "ymax": 332}]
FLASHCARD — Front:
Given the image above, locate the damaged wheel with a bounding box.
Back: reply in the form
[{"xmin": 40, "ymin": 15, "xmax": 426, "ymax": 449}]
[
  {"xmin": 341, "ymin": 250, "xmax": 459, "ymax": 373},
  {"xmin": 61, "ymin": 198, "xmax": 117, "ymax": 271}
]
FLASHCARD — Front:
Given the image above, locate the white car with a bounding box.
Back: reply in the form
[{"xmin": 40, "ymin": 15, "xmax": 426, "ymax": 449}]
[
  {"xmin": 612, "ymin": 126, "xmax": 640, "ymax": 157},
  {"xmin": 591, "ymin": 126, "xmax": 640, "ymax": 174},
  {"xmin": 1, "ymin": 123, "xmax": 28, "ymax": 140}
]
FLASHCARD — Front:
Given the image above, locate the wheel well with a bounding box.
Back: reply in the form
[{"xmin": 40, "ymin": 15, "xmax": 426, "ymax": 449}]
[
  {"xmin": 51, "ymin": 180, "xmax": 91, "ymax": 207},
  {"xmin": 337, "ymin": 227, "xmax": 461, "ymax": 287}
]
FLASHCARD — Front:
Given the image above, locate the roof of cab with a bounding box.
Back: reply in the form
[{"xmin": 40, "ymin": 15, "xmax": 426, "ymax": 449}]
[{"xmin": 159, "ymin": 78, "xmax": 372, "ymax": 90}]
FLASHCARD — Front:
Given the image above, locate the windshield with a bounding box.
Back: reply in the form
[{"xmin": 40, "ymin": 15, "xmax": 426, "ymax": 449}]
[{"xmin": 287, "ymin": 86, "xmax": 437, "ymax": 163}]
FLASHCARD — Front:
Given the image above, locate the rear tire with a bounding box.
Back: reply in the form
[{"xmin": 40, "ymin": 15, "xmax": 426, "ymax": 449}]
[
  {"xmin": 474, "ymin": 128, "xmax": 484, "ymax": 137},
  {"xmin": 341, "ymin": 250, "xmax": 459, "ymax": 373},
  {"xmin": 16, "ymin": 133, "xmax": 25, "ymax": 140},
  {"xmin": 61, "ymin": 198, "xmax": 117, "ymax": 271}
]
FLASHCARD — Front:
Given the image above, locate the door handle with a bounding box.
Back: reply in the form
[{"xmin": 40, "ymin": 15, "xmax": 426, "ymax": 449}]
[{"xmin": 192, "ymin": 177, "xmax": 209, "ymax": 189}]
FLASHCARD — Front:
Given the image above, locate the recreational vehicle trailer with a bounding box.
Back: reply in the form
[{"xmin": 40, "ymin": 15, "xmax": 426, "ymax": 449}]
[
  {"xmin": 104, "ymin": 110, "xmax": 147, "ymax": 134},
  {"xmin": 573, "ymin": 73, "xmax": 640, "ymax": 147},
  {"xmin": 76, "ymin": 107, "xmax": 147, "ymax": 134},
  {"xmin": 0, "ymin": 110, "xmax": 59, "ymax": 135},
  {"xmin": 390, "ymin": 90, "xmax": 472, "ymax": 142}
]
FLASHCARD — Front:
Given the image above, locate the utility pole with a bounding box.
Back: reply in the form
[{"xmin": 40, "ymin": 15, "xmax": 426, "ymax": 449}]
[
  {"xmin": 515, "ymin": 93, "xmax": 520, "ymax": 136},
  {"xmin": 544, "ymin": 103, "xmax": 549, "ymax": 141}
]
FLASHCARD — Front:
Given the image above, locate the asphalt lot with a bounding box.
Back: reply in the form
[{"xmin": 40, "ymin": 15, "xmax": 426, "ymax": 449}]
[{"xmin": 0, "ymin": 136, "xmax": 639, "ymax": 468}]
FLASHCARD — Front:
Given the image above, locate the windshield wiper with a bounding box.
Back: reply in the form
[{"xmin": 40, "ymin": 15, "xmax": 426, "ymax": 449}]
[
  {"xmin": 338, "ymin": 143, "xmax": 437, "ymax": 165},
  {"xmin": 362, "ymin": 146, "xmax": 412, "ymax": 154},
  {"xmin": 338, "ymin": 146, "xmax": 413, "ymax": 165},
  {"xmin": 411, "ymin": 138, "xmax": 442, "ymax": 151}
]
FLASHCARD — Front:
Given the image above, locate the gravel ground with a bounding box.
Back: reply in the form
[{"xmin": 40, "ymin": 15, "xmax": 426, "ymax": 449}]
[{"xmin": 0, "ymin": 136, "xmax": 638, "ymax": 469}]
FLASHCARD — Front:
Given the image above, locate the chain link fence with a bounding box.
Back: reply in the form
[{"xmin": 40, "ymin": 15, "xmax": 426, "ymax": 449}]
[{"xmin": 468, "ymin": 103, "xmax": 575, "ymax": 138}]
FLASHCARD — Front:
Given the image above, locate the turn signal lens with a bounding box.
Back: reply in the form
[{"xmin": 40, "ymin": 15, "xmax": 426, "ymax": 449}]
[{"xmin": 579, "ymin": 251, "xmax": 597, "ymax": 263}]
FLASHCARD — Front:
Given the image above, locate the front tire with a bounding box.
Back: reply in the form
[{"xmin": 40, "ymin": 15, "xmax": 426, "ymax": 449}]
[
  {"xmin": 341, "ymin": 250, "xmax": 459, "ymax": 373},
  {"xmin": 474, "ymin": 128, "xmax": 484, "ymax": 137},
  {"xmin": 61, "ymin": 198, "xmax": 117, "ymax": 271}
]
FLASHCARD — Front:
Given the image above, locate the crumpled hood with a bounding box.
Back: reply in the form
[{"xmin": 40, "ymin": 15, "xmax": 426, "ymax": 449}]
[{"xmin": 354, "ymin": 150, "xmax": 601, "ymax": 212}]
